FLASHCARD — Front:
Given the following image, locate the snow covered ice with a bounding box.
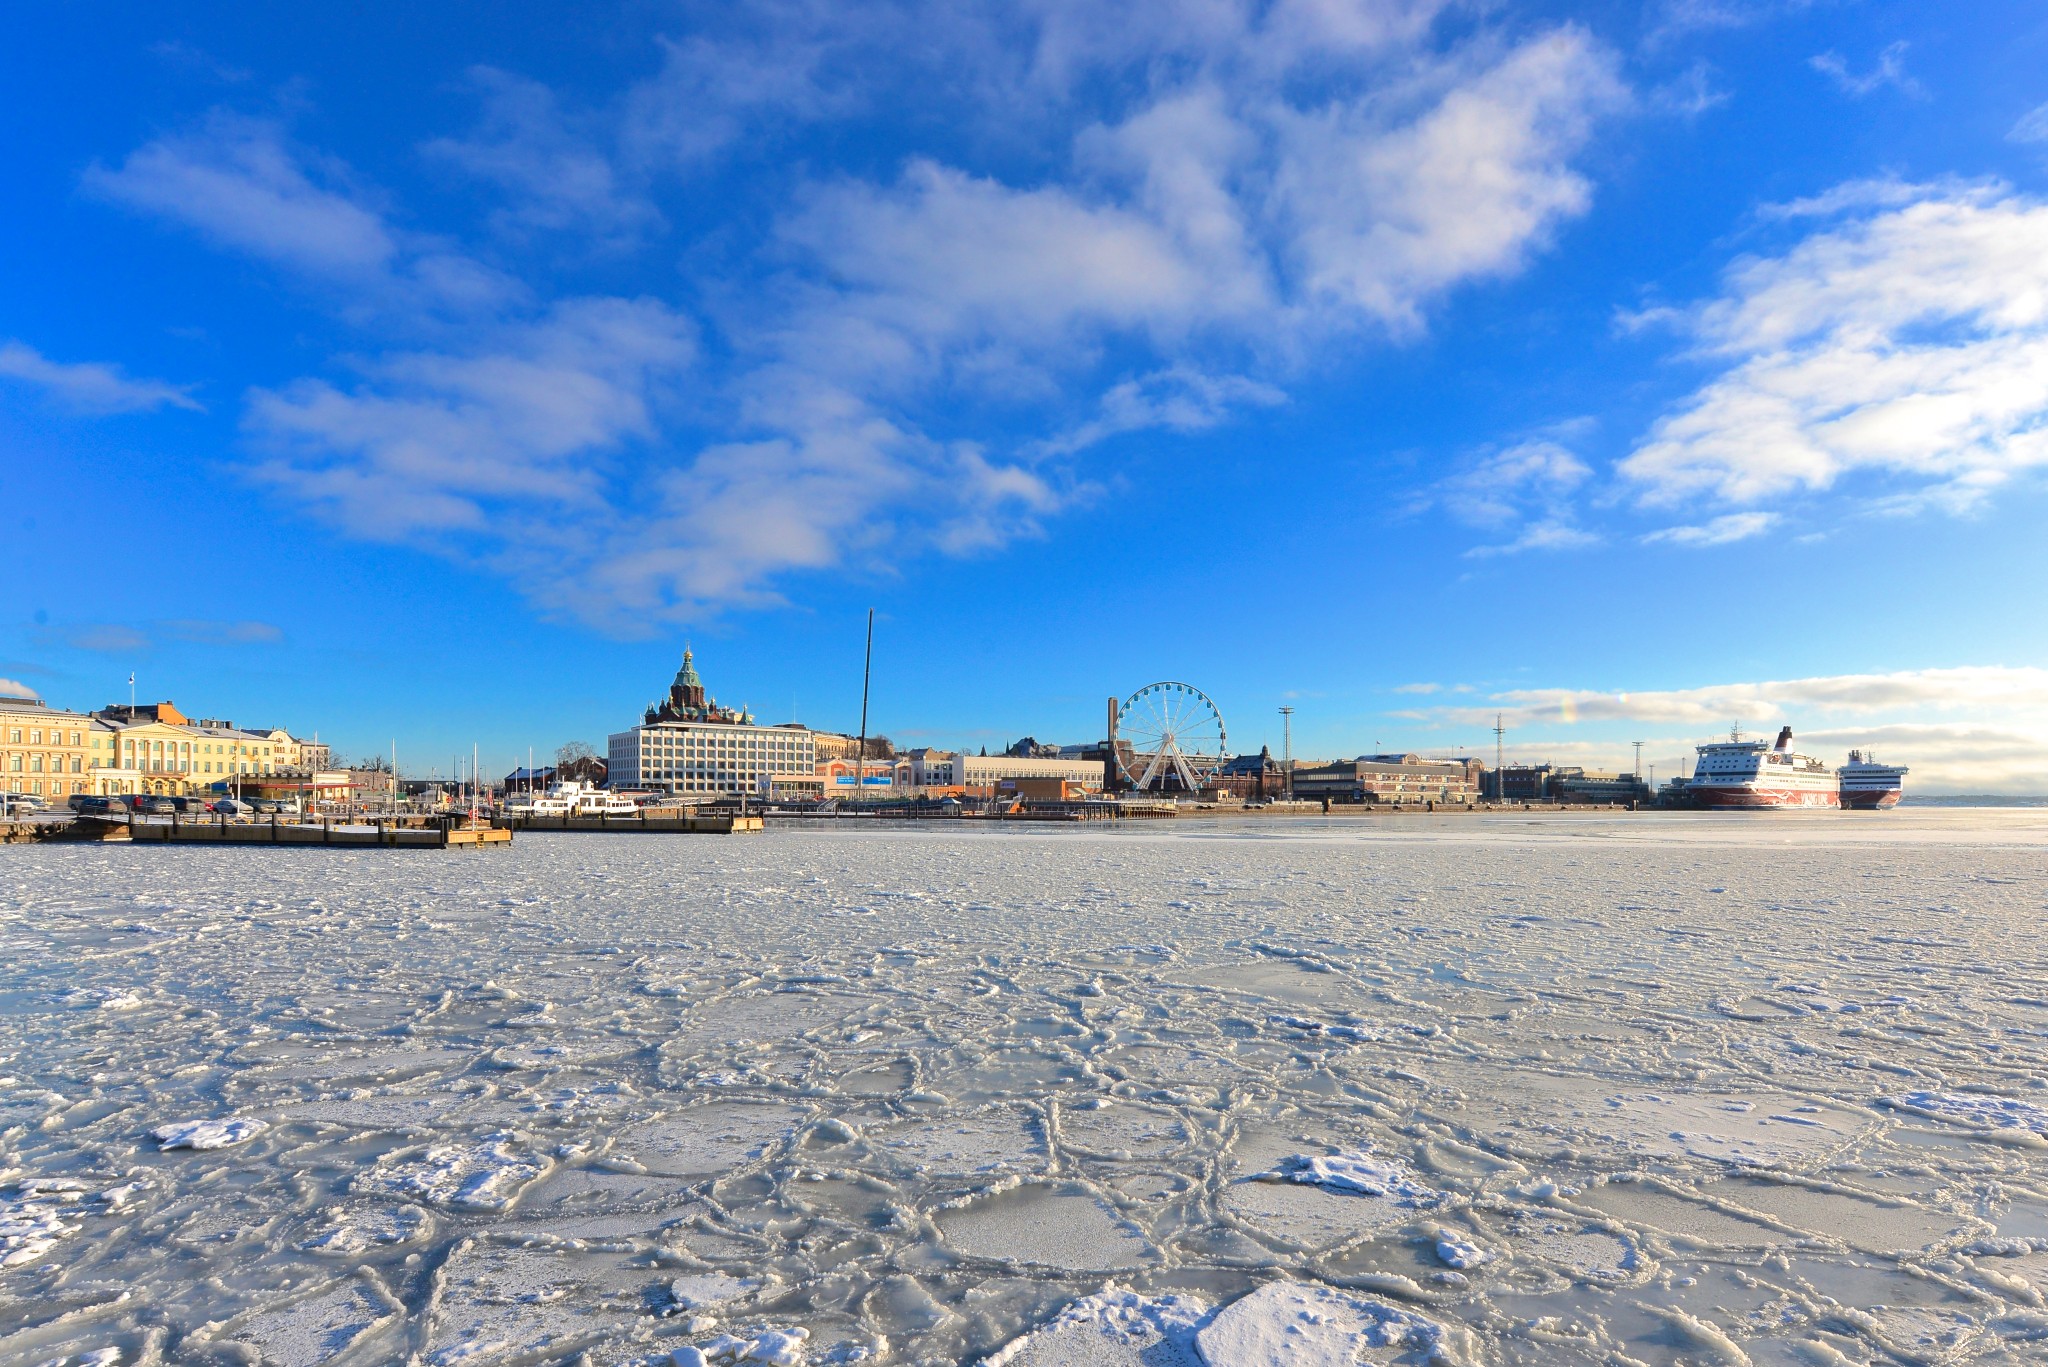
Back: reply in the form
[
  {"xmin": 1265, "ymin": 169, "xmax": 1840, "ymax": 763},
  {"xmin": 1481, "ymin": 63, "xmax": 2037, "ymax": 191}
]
[{"xmin": 5, "ymin": 808, "xmax": 2048, "ymax": 1364}]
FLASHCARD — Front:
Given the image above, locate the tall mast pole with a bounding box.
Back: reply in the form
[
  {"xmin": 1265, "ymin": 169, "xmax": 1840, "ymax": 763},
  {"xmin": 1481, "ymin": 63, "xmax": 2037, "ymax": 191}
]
[
  {"xmin": 1492, "ymin": 713, "xmax": 1505, "ymax": 801},
  {"xmin": 1278, "ymin": 706, "xmax": 1294, "ymax": 798},
  {"xmin": 856, "ymin": 608, "xmax": 874, "ymax": 787}
]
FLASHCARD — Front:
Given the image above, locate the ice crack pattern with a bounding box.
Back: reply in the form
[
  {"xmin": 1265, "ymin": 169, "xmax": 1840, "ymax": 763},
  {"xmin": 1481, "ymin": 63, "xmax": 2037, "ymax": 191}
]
[{"xmin": 4, "ymin": 809, "xmax": 2048, "ymax": 1363}]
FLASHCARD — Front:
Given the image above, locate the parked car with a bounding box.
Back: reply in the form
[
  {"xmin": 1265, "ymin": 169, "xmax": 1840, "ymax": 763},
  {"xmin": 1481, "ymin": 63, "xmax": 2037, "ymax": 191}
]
[
  {"xmin": 129, "ymin": 796, "xmax": 177, "ymax": 815},
  {"xmin": 246, "ymin": 798, "xmax": 281, "ymax": 813},
  {"xmin": 70, "ymin": 794, "xmax": 115, "ymax": 815},
  {"xmin": 209, "ymin": 799, "xmax": 250, "ymax": 816},
  {"xmin": 167, "ymin": 795, "xmax": 209, "ymax": 813},
  {"xmin": 2, "ymin": 792, "xmax": 45, "ymax": 815}
]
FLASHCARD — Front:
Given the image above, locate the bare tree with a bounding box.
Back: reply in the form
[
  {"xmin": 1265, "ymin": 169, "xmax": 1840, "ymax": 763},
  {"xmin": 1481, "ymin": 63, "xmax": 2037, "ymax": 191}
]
[
  {"xmin": 555, "ymin": 740, "xmax": 598, "ymax": 768},
  {"xmin": 356, "ymin": 755, "xmax": 394, "ymax": 773}
]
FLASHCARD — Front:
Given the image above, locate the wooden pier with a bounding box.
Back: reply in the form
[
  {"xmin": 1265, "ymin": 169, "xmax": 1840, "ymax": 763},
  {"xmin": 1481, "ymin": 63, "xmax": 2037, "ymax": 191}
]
[
  {"xmin": 495, "ymin": 811, "xmax": 764, "ymax": 835},
  {"xmin": 85, "ymin": 814, "xmax": 510, "ymax": 849}
]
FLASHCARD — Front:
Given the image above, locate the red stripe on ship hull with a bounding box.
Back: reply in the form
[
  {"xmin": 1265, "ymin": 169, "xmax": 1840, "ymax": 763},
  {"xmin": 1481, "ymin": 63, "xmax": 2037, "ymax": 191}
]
[{"xmin": 1693, "ymin": 785, "xmax": 1841, "ymax": 810}]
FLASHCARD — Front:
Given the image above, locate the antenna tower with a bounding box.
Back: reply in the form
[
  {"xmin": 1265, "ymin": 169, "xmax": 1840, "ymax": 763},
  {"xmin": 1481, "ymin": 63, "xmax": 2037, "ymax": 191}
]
[{"xmin": 1631, "ymin": 740, "xmax": 1644, "ymax": 779}]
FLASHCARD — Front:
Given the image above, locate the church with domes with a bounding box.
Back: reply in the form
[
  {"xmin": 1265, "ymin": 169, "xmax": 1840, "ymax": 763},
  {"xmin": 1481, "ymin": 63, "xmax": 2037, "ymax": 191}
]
[{"xmin": 643, "ymin": 647, "xmax": 755, "ymax": 727}]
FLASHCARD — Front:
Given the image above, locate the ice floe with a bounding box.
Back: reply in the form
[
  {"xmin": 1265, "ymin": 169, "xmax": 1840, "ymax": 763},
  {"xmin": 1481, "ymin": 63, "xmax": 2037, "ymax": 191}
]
[
  {"xmin": 359, "ymin": 1133, "xmax": 550, "ymax": 1211},
  {"xmin": 982, "ymin": 1287, "xmax": 1208, "ymax": 1366},
  {"xmin": 0, "ymin": 1180, "xmax": 85, "ymax": 1268},
  {"xmin": 1278, "ymin": 1151, "xmax": 1446, "ymax": 1206},
  {"xmin": 150, "ymin": 1116, "xmax": 267, "ymax": 1149},
  {"xmin": 1888, "ymin": 1090, "xmax": 2048, "ymax": 1139},
  {"xmin": 1193, "ymin": 1281, "xmax": 1465, "ymax": 1366}
]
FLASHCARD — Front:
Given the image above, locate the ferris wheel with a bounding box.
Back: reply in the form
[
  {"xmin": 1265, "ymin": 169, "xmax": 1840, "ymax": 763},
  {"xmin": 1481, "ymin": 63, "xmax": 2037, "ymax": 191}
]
[{"xmin": 1116, "ymin": 682, "xmax": 1228, "ymax": 792}]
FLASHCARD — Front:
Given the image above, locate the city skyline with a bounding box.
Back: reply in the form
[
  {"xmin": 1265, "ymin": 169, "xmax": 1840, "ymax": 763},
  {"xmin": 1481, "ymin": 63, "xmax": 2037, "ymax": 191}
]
[{"xmin": 5, "ymin": 3, "xmax": 2047, "ymax": 792}]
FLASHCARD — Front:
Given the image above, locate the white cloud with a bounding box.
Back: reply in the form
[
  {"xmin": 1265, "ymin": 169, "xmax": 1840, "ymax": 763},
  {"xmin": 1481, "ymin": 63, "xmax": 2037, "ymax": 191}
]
[
  {"xmin": 1794, "ymin": 723, "xmax": 2048, "ymax": 795},
  {"xmin": 1809, "ymin": 42, "xmax": 1923, "ymax": 100},
  {"xmin": 1271, "ymin": 30, "xmax": 1623, "ymax": 330},
  {"xmin": 1652, "ymin": 62, "xmax": 1729, "ymax": 118},
  {"xmin": 1038, "ymin": 366, "xmax": 1285, "ymax": 455},
  {"xmin": 1646, "ymin": 0, "xmax": 1823, "ymax": 42},
  {"xmin": 1641, "ymin": 510, "xmax": 1778, "ymax": 545},
  {"xmin": 0, "ymin": 678, "xmax": 37, "ymax": 700},
  {"xmin": 1439, "ymin": 439, "xmax": 1591, "ymax": 526},
  {"xmin": 0, "ymin": 341, "xmax": 202, "ymax": 413},
  {"xmin": 1429, "ymin": 436, "xmax": 1597, "ymax": 554},
  {"xmin": 1434, "ymin": 666, "xmax": 2048, "ymax": 729},
  {"xmin": 1464, "ymin": 518, "xmax": 1600, "ymax": 557},
  {"xmin": 86, "ymin": 113, "xmax": 516, "ymax": 313},
  {"xmin": 86, "ymin": 113, "xmax": 395, "ymax": 275},
  {"xmin": 2011, "ymin": 102, "xmax": 2048, "ymax": 147},
  {"xmin": 425, "ymin": 68, "xmax": 660, "ymax": 242},
  {"xmin": 622, "ymin": 29, "xmax": 843, "ymax": 168},
  {"xmin": 246, "ymin": 297, "xmax": 698, "ymax": 536},
  {"xmin": 1620, "ymin": 183, "xmax": 2048, "ymax": 512}
]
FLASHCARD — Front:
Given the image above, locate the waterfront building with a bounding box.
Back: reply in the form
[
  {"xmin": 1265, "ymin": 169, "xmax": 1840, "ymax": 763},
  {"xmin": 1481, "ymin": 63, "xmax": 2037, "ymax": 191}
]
[
  {"xmin": 1215, "ymin": 746, "xmax": 1290, "ymax": 800},
  {"xmin": 817, "ymin": 757, "xmax": 900, "ymax": 793},
  {"xmin": 1550, "ymin": 770, "xmax": 1653, "ymax": 805},
  {"xmin": 1490, "ymin": 764, "xmax": 1556, "ymax": 801},
  {"xmin": 953, "ymin": 752, "xmax": 1105, "ymax": 792},
  {"xmin": 90, "ymin": 701, "xmax": 287, "ymax": 797},
  {"xmin": 0, "ymin": 697, "xmax": 93, "ymax": 800},
  {"xmin": 901, "ymin": 749, "xmax": 959, "ymax": 787},
  {"xmin": 242, "ymin": 726, "xmax": 327, "ymax": 771},
  {"xmin": 1290, "ymin": 754, "xmax": 1480, "ymax": 804},
  {"xmin": 607, "ymin": 649, "xmax": 817, "ymax": 796}
]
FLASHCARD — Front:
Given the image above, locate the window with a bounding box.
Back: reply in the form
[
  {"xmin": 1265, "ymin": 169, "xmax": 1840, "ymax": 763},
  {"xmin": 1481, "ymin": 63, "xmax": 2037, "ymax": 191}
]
[{"xmin": 31, "ymin": 756, "xmax": 42, "ymax": 772}]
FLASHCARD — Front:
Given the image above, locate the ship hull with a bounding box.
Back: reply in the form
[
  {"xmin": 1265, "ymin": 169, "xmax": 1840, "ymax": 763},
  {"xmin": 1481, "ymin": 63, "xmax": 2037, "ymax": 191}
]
[
  {"xmin": 1692, "ymin": 784, "xmax": 1841, "ymax": 810},
  {"xmin": 1839, "ymin": 789, "xmax": 1902, "ymax": 810}
]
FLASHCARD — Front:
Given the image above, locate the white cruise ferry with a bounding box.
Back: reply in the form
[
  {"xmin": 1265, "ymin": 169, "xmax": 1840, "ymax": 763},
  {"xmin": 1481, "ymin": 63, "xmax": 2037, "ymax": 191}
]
[
  {"xmin": 1690, "ymin": 727, "xmax": 1839, "ymax": 809},
  {"xmin": 1838, "ymin": 751, "xmax": 1908, "ymax": 810}
]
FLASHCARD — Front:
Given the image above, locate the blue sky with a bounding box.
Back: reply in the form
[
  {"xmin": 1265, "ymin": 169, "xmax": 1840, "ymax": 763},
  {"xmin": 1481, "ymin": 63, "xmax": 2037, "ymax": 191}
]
[{"xmin": 5, "ymin": 0, "xmax": 2048, "ymax": 790}]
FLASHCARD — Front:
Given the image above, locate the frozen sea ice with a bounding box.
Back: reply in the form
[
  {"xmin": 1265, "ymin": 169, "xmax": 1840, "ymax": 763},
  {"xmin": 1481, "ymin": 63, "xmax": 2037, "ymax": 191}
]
[{"xmin": 151, "ymin": 1116, "xmax": 268, "ymax": 1150}]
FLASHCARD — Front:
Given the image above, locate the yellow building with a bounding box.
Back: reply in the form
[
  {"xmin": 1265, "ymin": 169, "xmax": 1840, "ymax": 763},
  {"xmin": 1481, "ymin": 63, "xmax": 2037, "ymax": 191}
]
[
  {"xmin": 0, "ymin": 698, "xmax": 93, "ymax": 800},
  {"xmin": 91, "ymin": 702, "xmax": 287, "ymax": 797},
  {"xmin": 186, "ymin": 720, "xmax": 285, "ymax": 789}
]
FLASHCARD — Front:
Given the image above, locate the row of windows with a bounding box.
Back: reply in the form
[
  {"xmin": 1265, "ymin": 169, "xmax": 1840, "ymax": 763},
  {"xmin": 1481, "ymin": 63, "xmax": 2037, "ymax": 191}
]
[
  {"xmin": 4, "ymin": 727, "xmax": 86, "ymax": 746},
  {"xmin": 4, "ymin": 779, "xmax": 87, "ymax": 796},
  {"xmin": 119, "ymin": 739, "xmax": 271, "ymax": 755},
  {"xmin": 2, "ymin": 725, "xmax": 277, "ymax": 756},
  {"xmin": 5, "ymin": 754, "xmax": 85, "ymax": 773}
]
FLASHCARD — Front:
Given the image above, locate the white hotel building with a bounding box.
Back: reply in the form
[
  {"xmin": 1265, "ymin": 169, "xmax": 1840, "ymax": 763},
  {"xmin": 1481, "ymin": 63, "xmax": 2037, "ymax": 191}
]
[{"xmin": 607, "ymin": 649, "xmax": 816, "ymax": 797}]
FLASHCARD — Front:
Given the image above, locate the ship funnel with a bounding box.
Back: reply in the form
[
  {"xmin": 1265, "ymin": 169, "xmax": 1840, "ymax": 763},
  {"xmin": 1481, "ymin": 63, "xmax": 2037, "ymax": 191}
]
[{"xmin": 1774, "ymin": 726, "xmax": 1792, "ymax": 752}]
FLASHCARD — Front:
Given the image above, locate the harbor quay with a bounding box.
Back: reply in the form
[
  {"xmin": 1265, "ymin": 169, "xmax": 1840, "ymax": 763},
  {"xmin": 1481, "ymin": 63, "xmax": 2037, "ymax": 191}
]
[{"xmin": 3, "ymin": 651, "xmax": 1909, "ymax": 834}]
